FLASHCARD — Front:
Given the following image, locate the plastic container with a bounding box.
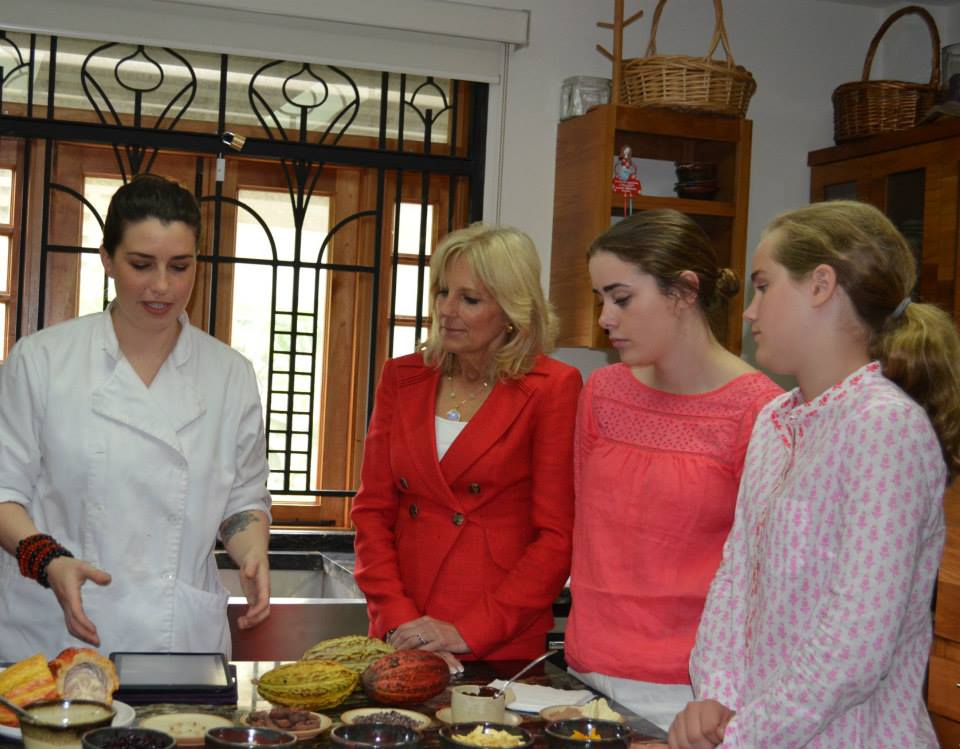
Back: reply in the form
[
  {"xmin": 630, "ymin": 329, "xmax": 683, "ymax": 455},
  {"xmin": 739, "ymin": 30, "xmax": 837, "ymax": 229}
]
[
  {"xmin": 560, "ymin": 77, "xmax": 611, "ymax": 120},
  {"xmin": 943, "ymin": 42, "xmax": 960, "ymax": 100}
]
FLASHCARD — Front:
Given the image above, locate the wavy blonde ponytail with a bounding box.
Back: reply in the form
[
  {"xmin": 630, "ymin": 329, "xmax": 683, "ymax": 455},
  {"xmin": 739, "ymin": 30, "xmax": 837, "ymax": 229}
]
[
  {"xmin": 873, "ymin": 302, "xmax": 960, "ymax": 478},
  {"xmin": 768, "ymin": 200, "xmax": 960, "ymax": 481}
]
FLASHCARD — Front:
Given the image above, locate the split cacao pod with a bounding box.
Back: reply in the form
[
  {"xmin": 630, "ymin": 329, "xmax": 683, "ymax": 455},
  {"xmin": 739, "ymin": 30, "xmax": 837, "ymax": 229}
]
[
  {"xmin": 256, "ymin": 660, "xmax": 358, "ymax": 710},
  {"xmin": 0, "ymin": 653, "xmax": 57, "ymax": 726},
  {"xmin": 361, "ymin": 650, "xmax": 449, "ymax": 706},
  {"xmin": 301, "ymin": 635, "xmax": 394, "ymax": 674}
]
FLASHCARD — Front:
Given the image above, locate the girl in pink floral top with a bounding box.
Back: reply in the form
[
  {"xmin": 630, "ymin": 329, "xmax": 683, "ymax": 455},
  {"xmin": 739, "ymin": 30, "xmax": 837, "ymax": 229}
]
[
  {"xmin": 670, "ymin": 201, "xmax": 960, "ymax": 749},
  {"xmin": 566, "ymin": 210, "xmax": 781, "ymax": 731}
]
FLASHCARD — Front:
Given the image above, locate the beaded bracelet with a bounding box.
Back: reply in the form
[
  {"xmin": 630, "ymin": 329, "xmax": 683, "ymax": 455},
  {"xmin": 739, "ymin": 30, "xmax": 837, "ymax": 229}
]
[
  {"xmin": 16, "ymin": 533, "xmax": 74, "ymax": 588},
  {"xmin": 36, "ymin": 547, "xmax": 75, "ymax": 588},
  {"xmin": 16, "ymin": 533, "xmax": 55, "ymax": 576}
]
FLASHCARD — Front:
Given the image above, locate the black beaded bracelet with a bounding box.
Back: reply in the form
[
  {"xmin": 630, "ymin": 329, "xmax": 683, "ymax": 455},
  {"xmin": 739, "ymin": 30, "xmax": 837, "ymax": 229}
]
[{"xmin": 36, "ymin": 547, "xmax": 75, "ymax": 588}]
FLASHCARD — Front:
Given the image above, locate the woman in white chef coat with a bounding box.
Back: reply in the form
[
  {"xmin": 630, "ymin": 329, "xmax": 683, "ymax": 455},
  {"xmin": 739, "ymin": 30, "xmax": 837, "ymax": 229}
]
[{"xmin": 0, "ymin": 174, "xmax": 272, "ymax": 660}]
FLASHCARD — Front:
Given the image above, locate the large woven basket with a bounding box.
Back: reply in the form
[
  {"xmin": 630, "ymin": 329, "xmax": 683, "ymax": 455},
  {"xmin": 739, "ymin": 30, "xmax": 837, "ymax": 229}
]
[
  {"xmin": 832, "ymin": 5, "xmax": 940, "ymax": 143},
  {"xmin": 620, "ymin": 0, "xmax": 756, "ymax": 117}
]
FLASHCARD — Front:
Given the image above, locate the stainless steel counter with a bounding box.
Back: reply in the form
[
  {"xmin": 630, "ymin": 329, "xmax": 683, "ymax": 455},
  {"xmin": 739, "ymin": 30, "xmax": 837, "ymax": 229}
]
[
  {"xmin": 218, "ymin": 541, "xmax": 368, "ymax": 660},
  {"xmin": 217, "ymin": 533, "xmax": 570, "ymax": 661}
]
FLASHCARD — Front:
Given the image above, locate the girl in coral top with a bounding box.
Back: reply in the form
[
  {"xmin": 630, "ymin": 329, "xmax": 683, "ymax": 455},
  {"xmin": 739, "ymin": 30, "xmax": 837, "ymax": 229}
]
[
  {"xmin": 564, "ymin": 210, "xmax": 781, "ymax": 731},
  {"xmin": 669, "ymin": 201, "xmax": 960, "ymax": 749}
]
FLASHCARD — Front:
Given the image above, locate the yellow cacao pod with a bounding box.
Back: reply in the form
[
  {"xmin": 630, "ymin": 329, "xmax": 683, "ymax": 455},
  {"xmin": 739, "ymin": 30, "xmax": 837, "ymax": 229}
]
[
  {"xmin": 301, "ymin": 635, "xmax": 394, "ymax": 674},
  {"xmin": 256, "ymin": 660, "xmax": 358, "ymax": 710}
]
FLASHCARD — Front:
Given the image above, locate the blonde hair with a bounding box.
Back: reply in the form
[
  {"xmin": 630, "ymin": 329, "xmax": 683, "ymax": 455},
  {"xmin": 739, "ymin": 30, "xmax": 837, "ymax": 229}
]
[
  {"xmin": 419, "ymin": 223, "xmax": 558, "ymax": 379},
  {"xmin": 767, "ymin": 200, "xmax": 960, "ymax": 480},
  {"xmin": 588, "ymin": 209, "xmax": 740, "ymax": 338}
]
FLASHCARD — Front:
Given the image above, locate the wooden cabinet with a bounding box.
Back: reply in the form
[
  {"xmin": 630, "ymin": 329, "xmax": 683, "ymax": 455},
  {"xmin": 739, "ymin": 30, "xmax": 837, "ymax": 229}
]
[
  {"xmin": 931, "ymin": 494, "xmax": 960, "ymax": 747},
  {"xmin": 549, "ymin": 104, "xmax": 752, "ymax": 352},
  {"xmin": 808, "ymin": 119, "xmax": 960, "ymax": 747}
]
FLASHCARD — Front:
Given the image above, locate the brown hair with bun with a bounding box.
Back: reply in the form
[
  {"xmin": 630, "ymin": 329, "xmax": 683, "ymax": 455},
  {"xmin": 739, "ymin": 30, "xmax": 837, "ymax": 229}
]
[{"xmin": 588, "ymin": 209, "xmax": 738, "ymax": 337}]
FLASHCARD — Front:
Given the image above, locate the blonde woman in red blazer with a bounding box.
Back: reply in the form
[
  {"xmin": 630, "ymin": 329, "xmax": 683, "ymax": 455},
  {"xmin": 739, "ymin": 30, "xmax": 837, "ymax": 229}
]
[{"xmin": 352, "ymin": 224, "xmax": 581, "ymax": 671}]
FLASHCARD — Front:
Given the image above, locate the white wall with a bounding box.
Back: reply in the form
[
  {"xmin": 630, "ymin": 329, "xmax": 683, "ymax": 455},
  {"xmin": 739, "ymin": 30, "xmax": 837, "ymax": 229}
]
[
  {"xmin": 470, "ymin": 0, "xmax": 951, "ymax": 377},
  {"xmin": 6, "ymin": 0, "xmax": 949, "ymax": 378}
]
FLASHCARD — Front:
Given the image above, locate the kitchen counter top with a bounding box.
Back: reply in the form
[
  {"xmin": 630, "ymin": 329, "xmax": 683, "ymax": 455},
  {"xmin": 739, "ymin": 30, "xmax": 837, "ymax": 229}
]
[{"xmin": 0, "ymin": 660, "xmax": 667, "ymax": 747}]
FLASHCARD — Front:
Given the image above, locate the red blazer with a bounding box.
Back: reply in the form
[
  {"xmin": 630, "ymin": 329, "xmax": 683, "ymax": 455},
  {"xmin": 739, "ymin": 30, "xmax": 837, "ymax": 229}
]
[{"xmin": 352, "ymin": 353, "xmax": 581, "ymax": 660}]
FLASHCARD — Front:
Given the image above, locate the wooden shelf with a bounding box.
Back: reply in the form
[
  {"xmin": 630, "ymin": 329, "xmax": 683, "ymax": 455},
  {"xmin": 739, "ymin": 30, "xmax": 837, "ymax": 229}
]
[
  {"xmin": 614, "ymin": 194, "xmax": 737, "ymax": 217},
  {"xmin": 549, "ymin": 104, "xmax": 752, "ymax": 351}
]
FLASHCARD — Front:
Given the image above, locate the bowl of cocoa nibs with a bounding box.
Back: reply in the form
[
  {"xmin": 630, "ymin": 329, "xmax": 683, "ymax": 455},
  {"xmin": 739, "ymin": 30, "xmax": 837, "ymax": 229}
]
[
  {"xmin": 340, "ymin": 709, "xmax": 432, "ymax": 731},
  {"xmin": 83, "ymin": 727, "xmax": 177, "ymax": 749}
]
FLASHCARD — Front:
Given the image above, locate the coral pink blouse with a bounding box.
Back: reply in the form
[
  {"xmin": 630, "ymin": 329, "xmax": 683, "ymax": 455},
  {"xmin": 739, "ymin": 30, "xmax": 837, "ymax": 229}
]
[{"xmin": 565, "ymin": 364, "xmax": 781, "ymax": 683}]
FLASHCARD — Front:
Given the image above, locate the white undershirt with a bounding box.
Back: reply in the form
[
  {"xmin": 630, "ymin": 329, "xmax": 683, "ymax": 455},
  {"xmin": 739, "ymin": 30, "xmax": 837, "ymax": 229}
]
[{"xmin": 435, "ymin": 416, "xmax": 468, "ymax": 460}]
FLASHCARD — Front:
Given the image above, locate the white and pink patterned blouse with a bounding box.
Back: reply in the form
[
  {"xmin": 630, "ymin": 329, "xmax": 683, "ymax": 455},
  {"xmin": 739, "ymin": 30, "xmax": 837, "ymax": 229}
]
[{"xmin": 691, "ymin": 362, "xmax": 946, "ymax": 748}]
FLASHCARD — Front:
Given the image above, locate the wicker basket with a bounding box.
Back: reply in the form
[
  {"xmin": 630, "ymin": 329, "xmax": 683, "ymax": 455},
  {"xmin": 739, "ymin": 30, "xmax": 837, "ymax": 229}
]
[
  {"xmin": 832, "ymin": 5, "xmax": 940, "ymax": 143},
  {"xmin": 620, "ymin": 0, "xmax": 756, "ymax": 117}
]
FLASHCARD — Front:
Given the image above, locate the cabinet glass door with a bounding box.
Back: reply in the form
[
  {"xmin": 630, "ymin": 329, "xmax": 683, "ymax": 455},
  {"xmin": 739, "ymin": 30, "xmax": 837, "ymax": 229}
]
[
  {"xmin": 886, "ymin": 170, "xmax": 924, "ymax": 277},
  {"xmin": 823, "ymin": 181, "xmax": 857, "ymax": 201}
]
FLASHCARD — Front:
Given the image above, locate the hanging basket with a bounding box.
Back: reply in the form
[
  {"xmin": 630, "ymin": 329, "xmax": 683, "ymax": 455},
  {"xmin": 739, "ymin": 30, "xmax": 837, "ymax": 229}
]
[
  {"xmin": 620, "ymin": 0, "xmax": 756, "ymax": 117},
  {"xmin": 832, "ymin": 5, "xmax": 940, "ymax": 143}
]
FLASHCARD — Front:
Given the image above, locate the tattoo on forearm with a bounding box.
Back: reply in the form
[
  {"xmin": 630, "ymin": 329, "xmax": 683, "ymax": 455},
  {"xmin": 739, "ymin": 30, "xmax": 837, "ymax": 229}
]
[{"xmin": 220, "ymin": 511, "xmax": 260, "ymax": 543}]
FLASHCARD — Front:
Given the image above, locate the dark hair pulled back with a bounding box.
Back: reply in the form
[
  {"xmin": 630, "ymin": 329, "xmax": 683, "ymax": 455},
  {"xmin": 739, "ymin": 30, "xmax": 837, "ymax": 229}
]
[
  {"xmin": 587, "ymin": 209, "xmax": 739, "ymax": 333},
  {"xmin": 102, "ymin": 174, "xmax": 201, "ymax": 256}
]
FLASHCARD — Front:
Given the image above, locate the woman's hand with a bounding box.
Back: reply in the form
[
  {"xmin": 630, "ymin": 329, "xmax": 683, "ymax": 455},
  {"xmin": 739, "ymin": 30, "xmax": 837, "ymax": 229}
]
[
  {"xmin": 236, "ymin": 549, "xmax": 270, "ymax": 629},
  {"xmin": 46, "ymin": 556, "xmax": 111, "ymax": 646},
  {"xmin": 433, "ymin": 651, "xmax": 465, "ymax": 676},
  {"xmin": 388, "ymin": 616, "xmax": 469, "ymax": 654},
  {"xmin": 220, "ymin": 510, "xmax": 271, "ymax": 630},
  {"xmin": 667, "ymin": 699, "xmax": 735, "ymax": 749}
]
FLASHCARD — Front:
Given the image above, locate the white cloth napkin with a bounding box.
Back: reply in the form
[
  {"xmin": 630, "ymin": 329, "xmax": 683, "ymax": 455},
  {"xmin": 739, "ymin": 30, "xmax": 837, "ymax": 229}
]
[{"xmin": 486, "ymin": 680, "xmax": 595, "ymax": 713}]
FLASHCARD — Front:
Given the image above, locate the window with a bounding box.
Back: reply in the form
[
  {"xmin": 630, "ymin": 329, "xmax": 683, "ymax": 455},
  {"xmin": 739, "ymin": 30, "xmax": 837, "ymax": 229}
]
[
  {"xmin": 391, "ymin": 202, "xmax": 434, "ymax": 357},
  {"xmin": 0, "ymin": 29, "xmax": 486, "ymax": 527},
  {"xmin": 0, "ymin": 168, "xmax": 12, "ymax": 359},
  {"xmin": 232, "ymin": 187, "xmax": 331, "ymax": 493}
]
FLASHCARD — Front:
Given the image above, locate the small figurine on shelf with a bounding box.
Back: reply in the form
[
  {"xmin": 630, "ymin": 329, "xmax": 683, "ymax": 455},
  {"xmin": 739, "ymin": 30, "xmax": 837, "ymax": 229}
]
[{"xmin": 612, "ymin": 145, "xmax": 642, "ymax": 215}]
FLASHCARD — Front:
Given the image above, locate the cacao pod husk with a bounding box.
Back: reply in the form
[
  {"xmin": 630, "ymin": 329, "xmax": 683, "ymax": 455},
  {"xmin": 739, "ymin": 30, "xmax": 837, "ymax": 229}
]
[
  {"xmin": 361, "ymin": 650, "xmax": 448, "ymax": 706},
  {"xmin": 256, "ymin": 660, "xmax": 358, "ymax": 710},
  {"xmin": 301, "ymin": 635, "xmax": 394, "ymax": 674}
]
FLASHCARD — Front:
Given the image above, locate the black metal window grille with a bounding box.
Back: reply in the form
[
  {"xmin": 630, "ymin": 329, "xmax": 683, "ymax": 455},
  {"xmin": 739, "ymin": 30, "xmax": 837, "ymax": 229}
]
[
  {"xmin": 0, "ymin": 167, "xmax": 11, "ymax": 350},
  {"xmin": 0, "ymin": 29, "xmax": 487, "ymax": 526}
]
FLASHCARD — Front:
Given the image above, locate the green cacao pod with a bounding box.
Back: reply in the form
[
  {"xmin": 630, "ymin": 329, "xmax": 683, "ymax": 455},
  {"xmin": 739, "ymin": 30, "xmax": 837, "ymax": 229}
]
[
  {"xmin": 301, "ymin": 635, "xmax": 395, "ymax": 674},
  {"xmin": 256, "ymin": 660, "xmax": 358, "ymax": 710}
]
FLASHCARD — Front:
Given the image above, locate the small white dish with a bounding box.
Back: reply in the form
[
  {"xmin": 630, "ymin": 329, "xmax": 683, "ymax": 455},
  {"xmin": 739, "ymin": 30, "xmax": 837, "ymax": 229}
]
[
  {"xmin": 340, "ymin": 708, "xmax": 432, "ymax": 730},
  {"xmin": 112, "ymin": 701, "xmax": 137, "ymax": 728},
  {"xmin": 139, "ymin": 712, "xmax": 233, "ymax": 746},
  {"xmin": 539, "ymin": 704, "xmax": 625, "ymax": 724},
  {"xmin": 434, "ymin": 707, "xmax": 523, "ymax": 726}
]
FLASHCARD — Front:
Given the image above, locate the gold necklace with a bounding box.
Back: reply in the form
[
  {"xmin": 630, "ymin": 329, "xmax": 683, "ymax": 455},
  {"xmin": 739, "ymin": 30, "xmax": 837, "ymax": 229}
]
[{"xmin": 444, "ymin": 376, "xmax": 489, "ymax": 422}]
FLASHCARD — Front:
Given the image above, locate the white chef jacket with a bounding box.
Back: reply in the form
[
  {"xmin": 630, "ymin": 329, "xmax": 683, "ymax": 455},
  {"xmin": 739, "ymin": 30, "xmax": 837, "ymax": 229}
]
[{"xmin": 0, "ymin": 308, "xmax": 272, "ymax": 660}]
